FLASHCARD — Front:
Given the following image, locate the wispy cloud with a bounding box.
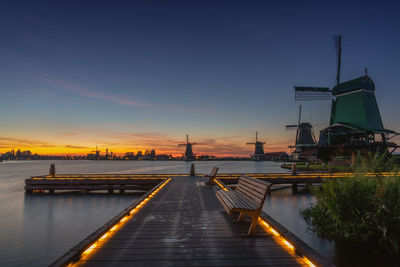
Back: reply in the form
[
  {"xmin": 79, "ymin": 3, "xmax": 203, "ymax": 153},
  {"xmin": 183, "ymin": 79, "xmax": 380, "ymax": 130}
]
[
  {"xmin": 36, "ymin": 75, "xmax": 217, "ymax": 114},
  {"xmin": 0, "ymin": 137, "xmax": 55, "ymax": 148},
  {"xmin": 65, "ymin": 145, "xmax": 89, "ymax": 149},
  {"xmin": 22, "ymin": 14, "xmax": 61, "ymax": 31}
]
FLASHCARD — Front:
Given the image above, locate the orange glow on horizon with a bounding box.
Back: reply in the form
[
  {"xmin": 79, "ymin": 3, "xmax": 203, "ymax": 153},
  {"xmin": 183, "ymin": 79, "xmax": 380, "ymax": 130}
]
[
  {"xmin": 0, "ymin": 133, "xmax": 292, "ymax": 157},
  {"xmin": 0, "ymin": 145, "xmax": 289, "ymax": 157}
]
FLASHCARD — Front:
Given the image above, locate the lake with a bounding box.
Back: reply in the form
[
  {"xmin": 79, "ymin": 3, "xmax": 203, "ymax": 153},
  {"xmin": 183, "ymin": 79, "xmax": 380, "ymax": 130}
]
[{"xmin": 1, "ymin": 160, "xmax": 395, "ymax": 267}]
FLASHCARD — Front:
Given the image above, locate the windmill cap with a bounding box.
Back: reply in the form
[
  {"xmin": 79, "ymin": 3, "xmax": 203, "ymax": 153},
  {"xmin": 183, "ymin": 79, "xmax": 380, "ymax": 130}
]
[{"xmin": 332, "ymin": 76, "xmax": 375, "ymax": 96}]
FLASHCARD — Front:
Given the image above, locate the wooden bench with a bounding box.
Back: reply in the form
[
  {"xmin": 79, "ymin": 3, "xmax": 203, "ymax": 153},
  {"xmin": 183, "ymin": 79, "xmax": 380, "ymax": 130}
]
[
  {"xmin": 216, "ymin": 176, "xmax": 272, "ymax": 236},
  {"xmin": 204, "ymin": 167, "xmax": 219, "ymax": 184}
]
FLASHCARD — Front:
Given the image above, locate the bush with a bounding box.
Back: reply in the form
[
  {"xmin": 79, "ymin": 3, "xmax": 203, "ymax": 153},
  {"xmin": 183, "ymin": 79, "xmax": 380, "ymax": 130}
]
[{"xmin": 302, "ymin": 153, "xmax": 400, "ymax": 255}]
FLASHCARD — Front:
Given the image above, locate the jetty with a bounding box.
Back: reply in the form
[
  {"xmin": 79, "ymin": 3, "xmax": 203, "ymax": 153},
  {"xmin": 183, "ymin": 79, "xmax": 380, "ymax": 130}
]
[
  {"xmin": 49, "ymin": 174, "xmax": 333, "ymax": 267},
  {"xmin": 26, "ymin": 171, "xmax": 369, "ymax": 194}
]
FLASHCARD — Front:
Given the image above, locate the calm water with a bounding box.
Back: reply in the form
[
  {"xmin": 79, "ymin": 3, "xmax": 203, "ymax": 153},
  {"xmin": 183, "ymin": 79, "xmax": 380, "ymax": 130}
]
[
  {"xmin": 0, "ymin": 160, "xmax": 290, "ymax": 266},
  {"xmin": 1, "ymin": 160, "xmax": 392, "ymax": 267}
]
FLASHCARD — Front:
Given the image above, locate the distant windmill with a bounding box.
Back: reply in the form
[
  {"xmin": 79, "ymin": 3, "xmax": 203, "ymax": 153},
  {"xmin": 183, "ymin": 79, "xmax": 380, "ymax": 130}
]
[
  {"xmin": 246, "ymin": 132, "xmax": 266, "ymax": 160},
  {"xmin": 178, "ymin": 134, "xmax": 197, "ymax": 161},
  {"xmin": 286, "ymin": 105, "xmax": 317, "ymax": 161}
]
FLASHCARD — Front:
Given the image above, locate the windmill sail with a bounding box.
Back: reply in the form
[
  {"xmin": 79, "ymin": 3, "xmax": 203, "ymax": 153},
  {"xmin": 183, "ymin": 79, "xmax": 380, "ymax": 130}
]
[
  {"xmin": 294, "ymin": 87, "xmax": 332, "ymax": 101},
  {"xmin": 333, "ymin": 35, "xmax": 342, "ymax": 85}
]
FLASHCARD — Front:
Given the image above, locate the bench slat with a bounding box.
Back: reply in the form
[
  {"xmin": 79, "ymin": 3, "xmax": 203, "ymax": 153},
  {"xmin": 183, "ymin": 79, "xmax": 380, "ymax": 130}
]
[
  {"xmin": 216, "ymin": 191, "xmax": 233, "ymax": 213},
  {"xmin": 236, "ymin": 184, "xmax": 265, "ymax": 201},
  {"xmin": 240, "ymin": 176, "xmax": 270, "ymax": 190},
  {"xmin": 236, "ymin": 187, "xmax": 264, "ymax": 206},
  {"xmin": 227, "ymin": 192, "xmax": 257, "ymax": 210},
  {"xmin": 238, "ymin": 178, "xmax": 268, "ymax": 195},
  {"xmin": 218, "ymin": 190, "xmax": 255, "ymax": 210}
]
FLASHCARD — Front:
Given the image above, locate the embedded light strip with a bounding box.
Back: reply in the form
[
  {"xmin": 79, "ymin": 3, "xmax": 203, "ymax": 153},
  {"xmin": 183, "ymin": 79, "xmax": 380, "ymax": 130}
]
[
  {"xmin": 35, "ymin": 172, "xmax": 398, "ymax": 180},
  {"xmin": 214, "ymin": 179, "xmax": 229, "ymax": 191},
  {"xmin": 72, "ymin": 178, "xmax": 171, "ymax": 263},
  {"xmin": 259, "ymin": 219, "xmax": 316, "ymax": 267}
]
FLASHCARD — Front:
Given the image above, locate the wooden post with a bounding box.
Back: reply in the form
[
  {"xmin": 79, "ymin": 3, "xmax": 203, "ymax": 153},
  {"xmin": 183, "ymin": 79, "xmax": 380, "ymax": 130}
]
[
  {"xmin": 49, "ymin": 164, "xmax": 56, "ymax": 177},
  {"xmin": 190, "ymin": 163, "xmax": 195, "ymax": 176},
  {"xmin": 120, "ymin": 189, "xmax": 125, "ymax": 194},
  {"xmin": 351, "ymin": 151, "xmax": 356, "ymax": 167},
  {"xmin": 108, "ymin": 189, "xmax": 113, "ymax": 194},
  {"xmin": 292, "ymin": 183, "xmax": 298, "ymax": 194},
  {"xmin": 291, "ymin": 163, "xmax": 297, "ymax": 175}
]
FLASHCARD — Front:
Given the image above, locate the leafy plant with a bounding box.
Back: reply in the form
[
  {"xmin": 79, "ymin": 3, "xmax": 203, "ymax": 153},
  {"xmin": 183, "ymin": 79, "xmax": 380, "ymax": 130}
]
[{"xmin": 302, "ymin": 152, "xmax": 400, "ymax": 255}]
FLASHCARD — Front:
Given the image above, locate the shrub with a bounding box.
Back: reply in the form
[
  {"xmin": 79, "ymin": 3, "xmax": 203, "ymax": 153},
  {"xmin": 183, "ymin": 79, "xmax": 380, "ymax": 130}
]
[{"xmin": 302, "ymin": 153, "xmax": 400, "ymax": 255}]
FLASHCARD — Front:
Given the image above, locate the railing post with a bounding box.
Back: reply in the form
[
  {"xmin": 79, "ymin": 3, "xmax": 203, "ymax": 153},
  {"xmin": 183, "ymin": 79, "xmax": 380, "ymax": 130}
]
[
  {"xmin": 190, "ymin": 163, "xmax": 195, "ymax": 177},
  {"xmin": 291, "ymin": 163, "xmax": 297, "ymax": 175}
]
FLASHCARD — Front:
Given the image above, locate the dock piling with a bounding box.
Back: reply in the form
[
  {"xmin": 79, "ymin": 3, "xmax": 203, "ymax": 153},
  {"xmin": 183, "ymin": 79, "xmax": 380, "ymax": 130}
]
[
  {"xmin": 49, "ymin": 164, "xmax": 56, "ymax": 177},
  {"xmin": 292, "ymin": 183, "xmax": 298, "ymax": 194},
  {"xmin": 190, "ymin": 163, "xmax": 195, "ymax": 176},
  {"xmin": 291, "ymin": 163, "xmax": 297, "ymax": 175}
]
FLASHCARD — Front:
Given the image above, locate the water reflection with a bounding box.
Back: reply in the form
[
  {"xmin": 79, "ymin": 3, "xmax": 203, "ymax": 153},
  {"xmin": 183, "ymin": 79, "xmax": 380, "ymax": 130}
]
[
  {"xmin": 264, "ymin": 186, "xmax": 400, "ymax": 267},
  {"xmin": 0, "ymin": 160, "xmax": 288, "ymax": 267},
  {"xmin": 19, "ymin": 193, "xmax": 139, "ymax": 267}
]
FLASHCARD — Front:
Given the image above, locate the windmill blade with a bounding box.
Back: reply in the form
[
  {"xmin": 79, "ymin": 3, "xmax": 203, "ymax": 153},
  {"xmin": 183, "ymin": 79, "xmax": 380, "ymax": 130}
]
[
  {"xmin": 286, "ymin": 124, "xmax": 298, "ymax": 130},
  {"xmin": 294, "ymin": 86, "xmax": 332, "ymax": 101},
  {"xmin": 191, "ymin": 143, "xmax": 197, "ymax": 145},
  {"xmin": 246, "ymin": 142, "xmax": 256, "ymax": 145},
  {"xmin": 178, "ymin": 144, "xmax": 186, "ymax": 147},
  {"xmin": 333, "ymin": 35, "xmax": 342, "ymax": 85},
  {"xmin": 298, "ymin": 104, "xmax": 302, "ymax": 125}
]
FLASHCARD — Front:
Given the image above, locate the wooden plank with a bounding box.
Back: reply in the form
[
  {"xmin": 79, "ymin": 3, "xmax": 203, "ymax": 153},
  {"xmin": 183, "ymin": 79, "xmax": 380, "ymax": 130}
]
[
  {"xmin": 235, "ymin": 186, "xmax": 264, "ymax": 204},
  {"xmin": 240, "ymin": 176, "xmax": 270, "ymax": 190},
  {"xmin": 238, "ymin": 178, "xmax": 269, "ymax": 195},
  {"xmin": 51, "ymin": 176, "xmax": 331, "ymax": 267}
]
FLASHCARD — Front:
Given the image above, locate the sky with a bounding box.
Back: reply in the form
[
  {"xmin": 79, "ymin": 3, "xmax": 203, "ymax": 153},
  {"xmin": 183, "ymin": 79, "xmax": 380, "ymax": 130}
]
[{"xmin": 1, "ymin": 0, "xmax": 400, "ymax": 156}]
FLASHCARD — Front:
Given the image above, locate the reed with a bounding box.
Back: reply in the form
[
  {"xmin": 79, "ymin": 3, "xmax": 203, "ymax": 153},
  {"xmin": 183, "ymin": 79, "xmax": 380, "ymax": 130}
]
[{"xmin": 303, "ymin": 152, "xmax": 400, "ymax": 255}]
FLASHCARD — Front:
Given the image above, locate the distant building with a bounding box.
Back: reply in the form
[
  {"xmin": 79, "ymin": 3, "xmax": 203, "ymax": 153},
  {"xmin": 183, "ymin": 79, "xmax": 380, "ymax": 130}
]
[
  {"xmin": 156, "ymin": 154, "xmax": 169, "ymax": 160},
  {"xmin": 264, "ymin": 152, "xmax": 289, "ymax": 161},
  {"xmin": 150, "ymin": 149, "xmax": 156, "ymax": 160},
  {"xmin": 124, "ymin": 152, "xmax": 135, "ymax": 160}
]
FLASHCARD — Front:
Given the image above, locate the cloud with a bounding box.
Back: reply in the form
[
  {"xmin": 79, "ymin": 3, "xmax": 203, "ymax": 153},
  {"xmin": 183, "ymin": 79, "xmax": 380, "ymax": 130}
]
[
  {"xmin": 65, "ymin": 145, "xmax": 89, "ymax": 149},
  {"xmin": 36, "ymin": 75, "xmax": 217, "ymax": 114},
  {"xmin": 0, "ymin": 137, "xmax": 55, "ymax": 148},
  {"xmin": 22, "ymin": 14, "xmax": 61, "ymax": 31}
]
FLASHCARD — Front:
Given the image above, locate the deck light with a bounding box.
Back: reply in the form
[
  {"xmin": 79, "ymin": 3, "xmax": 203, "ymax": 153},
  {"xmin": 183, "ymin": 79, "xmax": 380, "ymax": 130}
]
[
  {"xmin": 282, "ymin": 239, "xmax": 294, "ymax": 250},
  {"xmin": 215, "ymin": 179, "xmax": 229, "ymax": 191},
  {"xmin": 259, "ymin": 218, "xmax": 316, "ymax": 267},
  {"xmin": 303, "ymin": 257, "xmax": 316, "ymax": 267},
  {"xmin": 82, "ymin": 243, "xmax": 97, "ymax": 255},
  {"xmin": 99, "ymin": 233, "xmax": 108, "ymax": 241}
]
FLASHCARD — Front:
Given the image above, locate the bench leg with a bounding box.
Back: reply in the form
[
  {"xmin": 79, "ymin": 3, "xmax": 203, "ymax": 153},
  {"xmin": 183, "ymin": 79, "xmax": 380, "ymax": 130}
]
[
  {"xmin": 247, "ymin": 214, "xmax": 259, "ymax": 236},
  {"xmin": 237, "ymin": 211, "xmax": 245, "ymax": 223}
]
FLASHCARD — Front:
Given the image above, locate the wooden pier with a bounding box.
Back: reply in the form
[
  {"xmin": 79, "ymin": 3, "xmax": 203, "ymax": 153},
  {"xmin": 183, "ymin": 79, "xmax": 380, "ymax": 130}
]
[
  {"xmin": 50, "ymin": 176, "xmax": 333, "ymax": 267},
  {"xmin": 25, "ymin": 172, "xmax": 356, "ymax": 194},
  {"xmin": 25, "ymin": 174, "xmax": 171, "ymax": 194}
]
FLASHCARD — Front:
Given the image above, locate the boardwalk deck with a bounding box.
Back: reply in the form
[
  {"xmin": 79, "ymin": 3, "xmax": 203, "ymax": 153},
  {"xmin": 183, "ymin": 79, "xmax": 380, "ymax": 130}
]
[
  {"xmin": 25, "ymin": 172, "xmax": 356, "ymax": 194},
  {"xmin": 67, "ymin": 176, "xmax": 309, "ymax": 267}
]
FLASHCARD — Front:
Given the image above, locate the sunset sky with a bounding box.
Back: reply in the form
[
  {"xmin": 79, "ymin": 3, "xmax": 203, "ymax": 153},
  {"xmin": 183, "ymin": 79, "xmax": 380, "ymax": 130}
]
[{"xmin": 1, "ymin": 0, "xmax": 400, "ymax": 156}]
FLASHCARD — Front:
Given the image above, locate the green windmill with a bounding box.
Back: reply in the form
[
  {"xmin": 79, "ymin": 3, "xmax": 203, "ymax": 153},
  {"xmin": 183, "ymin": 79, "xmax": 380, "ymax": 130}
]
[{"xmin": 294, "ymin": 35, "xmax": 398, "ymax": 163}]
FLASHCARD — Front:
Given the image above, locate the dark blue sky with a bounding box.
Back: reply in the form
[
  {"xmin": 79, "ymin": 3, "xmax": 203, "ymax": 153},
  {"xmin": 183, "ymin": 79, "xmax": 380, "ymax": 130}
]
[{"xmin": 1, "ymin": 0, "xmax": 400, "ymax": 155}]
